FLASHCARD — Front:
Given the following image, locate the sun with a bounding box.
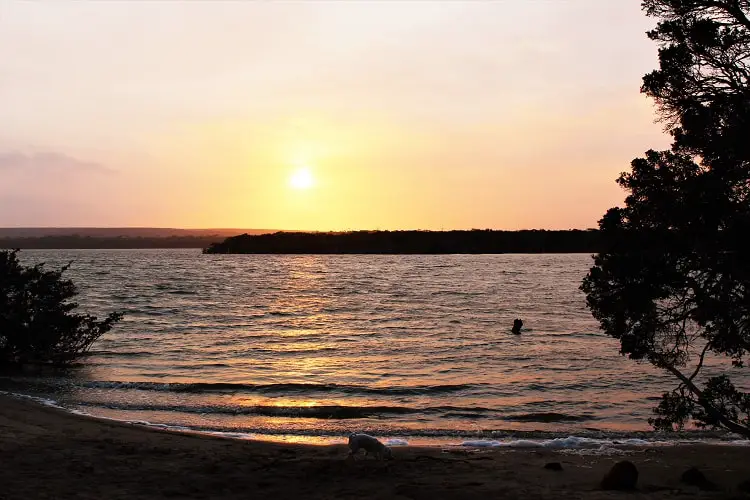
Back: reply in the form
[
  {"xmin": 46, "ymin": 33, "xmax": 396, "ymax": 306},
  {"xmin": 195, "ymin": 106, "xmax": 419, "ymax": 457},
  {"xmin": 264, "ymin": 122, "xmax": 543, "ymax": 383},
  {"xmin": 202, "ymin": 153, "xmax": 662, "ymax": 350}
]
[{"xmin": 289, "ymin": 167, "xmax": 314, "ymax": 189}]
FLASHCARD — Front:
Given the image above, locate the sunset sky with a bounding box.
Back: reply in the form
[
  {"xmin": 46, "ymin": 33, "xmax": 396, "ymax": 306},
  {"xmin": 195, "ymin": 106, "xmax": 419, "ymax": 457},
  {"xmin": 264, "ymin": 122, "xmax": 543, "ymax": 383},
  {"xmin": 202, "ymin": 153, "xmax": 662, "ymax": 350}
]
[{"xmin": 0, "ymin": 1, "xmax": 671, "ymax": 230}]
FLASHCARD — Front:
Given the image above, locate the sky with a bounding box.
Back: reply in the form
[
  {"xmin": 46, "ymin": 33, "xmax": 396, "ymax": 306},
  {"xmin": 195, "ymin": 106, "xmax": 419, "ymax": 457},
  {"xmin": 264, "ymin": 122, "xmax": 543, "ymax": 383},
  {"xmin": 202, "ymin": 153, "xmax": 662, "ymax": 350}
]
[{"xmin": 0, "ymin": 1, "xmax": 671, "ymax": 230}]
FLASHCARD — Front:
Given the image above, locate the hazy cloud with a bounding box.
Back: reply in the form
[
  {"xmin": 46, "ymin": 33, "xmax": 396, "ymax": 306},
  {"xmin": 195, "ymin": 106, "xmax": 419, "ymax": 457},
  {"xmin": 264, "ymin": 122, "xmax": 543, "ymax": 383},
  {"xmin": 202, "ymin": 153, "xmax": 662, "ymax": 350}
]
[{"xmin": 0, "ymin": 151, "xmax": 114, "ymax": 174}]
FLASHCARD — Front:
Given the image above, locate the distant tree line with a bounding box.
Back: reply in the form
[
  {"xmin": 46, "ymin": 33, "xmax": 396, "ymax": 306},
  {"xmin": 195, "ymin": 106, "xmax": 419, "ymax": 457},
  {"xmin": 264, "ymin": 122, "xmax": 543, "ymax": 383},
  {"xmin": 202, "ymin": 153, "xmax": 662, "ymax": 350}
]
[
  {"xmin": 0, "ymin": 235, "xmax": 224, "ymax": 249},
  {"xmin": 202, "ymin": 230, "xmax": 601, "ymax": 254}
]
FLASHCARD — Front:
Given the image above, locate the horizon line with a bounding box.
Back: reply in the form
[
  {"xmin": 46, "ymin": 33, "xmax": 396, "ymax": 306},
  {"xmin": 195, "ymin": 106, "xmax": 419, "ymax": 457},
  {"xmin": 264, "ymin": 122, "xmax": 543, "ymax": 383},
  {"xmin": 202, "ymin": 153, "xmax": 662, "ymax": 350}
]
[{"xmin": 0, "ymin": 226, "xmax": 599, "ymax": 232}]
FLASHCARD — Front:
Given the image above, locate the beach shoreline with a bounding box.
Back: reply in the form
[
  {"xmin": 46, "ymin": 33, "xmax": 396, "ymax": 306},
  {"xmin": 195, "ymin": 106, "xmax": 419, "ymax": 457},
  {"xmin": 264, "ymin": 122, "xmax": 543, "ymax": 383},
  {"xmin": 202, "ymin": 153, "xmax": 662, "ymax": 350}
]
[
  {"xmin": 3, "ymin": 388, "xmax": 741, "ymax": 448},
  {"xmin": 2, "ymin": 394, "xmax": 750, "ymax": 499}
]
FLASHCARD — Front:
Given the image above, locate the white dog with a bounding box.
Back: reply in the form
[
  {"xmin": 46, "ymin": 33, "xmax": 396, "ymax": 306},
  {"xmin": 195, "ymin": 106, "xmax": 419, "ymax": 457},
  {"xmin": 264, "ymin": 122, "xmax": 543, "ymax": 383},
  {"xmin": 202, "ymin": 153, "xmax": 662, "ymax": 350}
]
[{"xmin": 347, "ymin": 433, "xmax": 393, "ymax": 460}]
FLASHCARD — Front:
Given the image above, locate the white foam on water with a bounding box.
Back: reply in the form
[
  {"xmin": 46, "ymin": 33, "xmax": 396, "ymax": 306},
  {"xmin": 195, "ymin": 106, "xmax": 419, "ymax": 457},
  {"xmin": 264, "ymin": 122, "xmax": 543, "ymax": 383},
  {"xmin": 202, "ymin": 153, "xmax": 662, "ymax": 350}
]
[
  {"xmin": 2, "ymin": 391, "xmax": 190, "ymax": 433},
  {"xmin": 461, "ymin": 440, "xmax": 503, "ymax": 448},
  {"xmin": 1, "ymin": 390, "xmax": 63, "ymax": 409},
  {"xmin": 203, "ymin": 431, "xmax": 255, "ymax": 440},
  {"xmin": 124, "ymin": 420, "xmax": 153, "ymax": 426},
  {"xmin": 139, "ymin": 422, "xmax": 192, "ymax": 432},
  {"xmin": 460, "ymin": 436, "xmax": 672, "ymax": 449},
  {"xmin": 559, "ymin": 446, "xmax": 630, "ymax": 456},
  {"xmin": 542, "ymin": 436, "xmax": 600, "ymax": 448},
  {"xmin": 385, "ymin": 438, "xmax": 409, "ymax": 446},
  {"xmin": 614, "ymin": 438, "xmax": 652, "ymax": 446}
]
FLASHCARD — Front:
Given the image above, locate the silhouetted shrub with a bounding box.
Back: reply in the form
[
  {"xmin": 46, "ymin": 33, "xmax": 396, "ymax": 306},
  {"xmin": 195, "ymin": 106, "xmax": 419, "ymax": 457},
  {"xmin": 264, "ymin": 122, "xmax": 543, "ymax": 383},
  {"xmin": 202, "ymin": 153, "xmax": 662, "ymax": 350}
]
[{"xmin": 0, "ymin": 249, "xmax": 123, "ymax": 367}]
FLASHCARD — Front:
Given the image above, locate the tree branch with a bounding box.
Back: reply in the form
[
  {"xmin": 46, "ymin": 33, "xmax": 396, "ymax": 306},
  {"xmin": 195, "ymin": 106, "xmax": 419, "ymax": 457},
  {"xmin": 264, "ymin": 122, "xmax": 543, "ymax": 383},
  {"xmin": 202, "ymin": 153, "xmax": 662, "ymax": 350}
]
[
  {"xmin": 726, "ymin": 3, "xmax": 750, "ymax": 31},
  {"xmin": 662, "ymin": 361, "xmax": 750, "ymax": 437},
  {"xmin": 689, "ymin": 341, "xmax": 712, "ymax": 381}
]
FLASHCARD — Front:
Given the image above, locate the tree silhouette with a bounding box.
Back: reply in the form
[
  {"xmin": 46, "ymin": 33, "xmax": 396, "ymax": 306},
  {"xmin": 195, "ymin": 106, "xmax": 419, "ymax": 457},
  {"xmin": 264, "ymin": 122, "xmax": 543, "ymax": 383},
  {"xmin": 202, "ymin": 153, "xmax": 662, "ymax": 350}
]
[
  {"xmin": 582, "ymin": 0, "xmax": 750, "ymax": 436},
  {"xmin": 0, "ymin": 250, "xmax": 123, "ymax": 367}
]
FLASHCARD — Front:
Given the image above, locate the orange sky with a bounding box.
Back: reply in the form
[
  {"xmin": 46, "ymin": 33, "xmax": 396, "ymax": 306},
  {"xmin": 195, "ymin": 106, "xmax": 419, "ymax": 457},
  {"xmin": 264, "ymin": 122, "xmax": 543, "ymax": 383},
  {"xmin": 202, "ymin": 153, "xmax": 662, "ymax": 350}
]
[{"xmin": 0, "ymin": 1, "xmax": 670, "ymax": 230}]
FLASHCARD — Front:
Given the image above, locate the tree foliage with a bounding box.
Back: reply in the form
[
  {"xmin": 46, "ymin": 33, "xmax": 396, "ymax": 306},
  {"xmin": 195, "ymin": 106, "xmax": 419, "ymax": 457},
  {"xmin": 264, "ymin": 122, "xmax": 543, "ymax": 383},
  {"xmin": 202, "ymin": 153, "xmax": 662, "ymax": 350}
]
[
  {"xmin": 582, "ymin": 0, "xmax": 750, "ymax": 436},
  {"xmin": 0, "ymin": 249, "xmax": 123, "ymax": 367}
]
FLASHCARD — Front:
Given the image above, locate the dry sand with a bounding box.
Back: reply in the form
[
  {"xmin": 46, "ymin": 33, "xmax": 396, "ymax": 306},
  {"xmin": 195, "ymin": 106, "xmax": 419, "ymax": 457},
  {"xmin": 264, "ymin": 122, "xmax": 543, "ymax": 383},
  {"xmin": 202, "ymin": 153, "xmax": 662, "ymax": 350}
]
[{"xmin": 1, "ymin": 394, "xmax": 749, "ymax": 499}]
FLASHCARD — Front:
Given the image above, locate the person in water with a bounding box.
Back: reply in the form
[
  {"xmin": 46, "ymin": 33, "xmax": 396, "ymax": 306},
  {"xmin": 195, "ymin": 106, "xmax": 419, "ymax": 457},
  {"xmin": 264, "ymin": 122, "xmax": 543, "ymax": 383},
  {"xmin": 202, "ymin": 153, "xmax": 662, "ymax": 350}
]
[{"xmin": 512, "ymin": 318, "xmax": 523, "ymax": 334}]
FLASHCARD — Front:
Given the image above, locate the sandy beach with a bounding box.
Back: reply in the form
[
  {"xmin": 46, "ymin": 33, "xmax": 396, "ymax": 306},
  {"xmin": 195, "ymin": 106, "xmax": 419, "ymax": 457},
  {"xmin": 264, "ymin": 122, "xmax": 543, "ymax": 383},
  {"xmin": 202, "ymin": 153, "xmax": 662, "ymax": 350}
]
[{"xmin": 1, "ymin": 395, "xmax": 749, "ymax": 499}]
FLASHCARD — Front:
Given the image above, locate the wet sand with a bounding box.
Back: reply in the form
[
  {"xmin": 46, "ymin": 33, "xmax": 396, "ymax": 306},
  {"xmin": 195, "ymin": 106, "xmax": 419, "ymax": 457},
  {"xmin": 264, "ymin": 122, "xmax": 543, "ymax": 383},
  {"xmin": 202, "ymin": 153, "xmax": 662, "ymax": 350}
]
[{"xmin": 1, "ymin": 395, "xmax": 749, "ymax": 499}]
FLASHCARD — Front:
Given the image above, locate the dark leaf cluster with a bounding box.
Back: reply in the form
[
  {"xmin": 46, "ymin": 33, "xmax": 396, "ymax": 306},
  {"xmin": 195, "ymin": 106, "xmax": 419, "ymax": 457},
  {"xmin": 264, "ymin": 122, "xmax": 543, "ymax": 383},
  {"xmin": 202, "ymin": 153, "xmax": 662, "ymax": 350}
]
[{"xmin": 0, "ymin": 250, "xmax": 123, "ymax": 367}]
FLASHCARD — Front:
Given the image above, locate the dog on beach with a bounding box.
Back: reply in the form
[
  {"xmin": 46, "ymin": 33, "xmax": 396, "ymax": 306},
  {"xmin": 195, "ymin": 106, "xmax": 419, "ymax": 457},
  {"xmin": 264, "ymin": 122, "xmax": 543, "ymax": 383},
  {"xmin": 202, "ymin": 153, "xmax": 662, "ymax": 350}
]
[{"xmin": 347, "ymin": 433, "xmax": 393, "ymax": 460}]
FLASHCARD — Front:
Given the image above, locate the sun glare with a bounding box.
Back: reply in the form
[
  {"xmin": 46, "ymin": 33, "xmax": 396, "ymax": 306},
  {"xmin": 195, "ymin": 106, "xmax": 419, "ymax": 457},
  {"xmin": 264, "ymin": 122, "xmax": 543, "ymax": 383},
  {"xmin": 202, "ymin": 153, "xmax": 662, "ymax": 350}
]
[{"xmin": 289, "ymin": 167, "xmax": 314, "ymax": 189}]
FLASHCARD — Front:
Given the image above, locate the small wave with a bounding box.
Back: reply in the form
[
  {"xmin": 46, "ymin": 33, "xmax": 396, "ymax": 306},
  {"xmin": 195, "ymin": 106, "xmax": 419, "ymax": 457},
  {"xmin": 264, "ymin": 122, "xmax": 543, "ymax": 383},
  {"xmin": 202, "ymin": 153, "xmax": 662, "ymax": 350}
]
[
  {"xmin": 76, "ymin": 380, "xmax": 482, "ymax": 396},
  {"xmin": 2, "ymin": 391, "xmax": 743, "ymax": 445},
  {"xmin": 74, "ymin": 400, "xmax": 503, "ymax": 420},
  {"xmin": 201, "ymin": 430, "xmax": 255, "ymax": 440},
  {"xmin": 77, "ymin": 401, "xmax": 419, "ymax": 419},
  {"xmin": 428, "ymin": 406, "xmax": 492, "ymax": 414},
  {"xmin": 84, "ymin": 350, "xmax": 151, "ymax": 358},
  {"xmin": 154, "ymin": 284, "xmax": 195, "ymax": 293},
  {"xmin": 241, "ymin": 346, "xmax": 340, "ymax": 356},
  {"xmin": 127, "ymin": 309, "xmax": 168, "ymax": 317},
  {"xmin": 0, "ymin": 390, "xmax": 63, "ymax": 409},
  {"xmin": 461, "ymin": 440, "xmax": 502, "ymax": 448},
  {"xmin": 502, "ymin": 412, "xmax": 594, "ymax": 423},
  {"xmin": 168, "ymin": 363, "xmax": 230, "ymax": 369},
  {"xmin": 441, "ymin": 412, "xmax": 492, "ymax": 419},
  {"xmin": 430, "ymin": 291, "xmax": 482, "ymax": 297}
]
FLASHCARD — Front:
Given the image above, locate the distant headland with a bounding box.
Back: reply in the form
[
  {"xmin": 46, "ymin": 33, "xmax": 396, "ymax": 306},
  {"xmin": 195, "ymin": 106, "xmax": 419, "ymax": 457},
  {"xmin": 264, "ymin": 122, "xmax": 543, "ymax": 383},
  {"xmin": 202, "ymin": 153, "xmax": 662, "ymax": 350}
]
[
  {"xmin": 0, "ymin": 228, "xmax": 277, "ymax": 249},
  {"xmin": 203, "ymin": 230, "xmax": 600, "ymax": 254},
  {"xmin": 1, "ymin": 228, "xmax": 602, "ymax": 252}
]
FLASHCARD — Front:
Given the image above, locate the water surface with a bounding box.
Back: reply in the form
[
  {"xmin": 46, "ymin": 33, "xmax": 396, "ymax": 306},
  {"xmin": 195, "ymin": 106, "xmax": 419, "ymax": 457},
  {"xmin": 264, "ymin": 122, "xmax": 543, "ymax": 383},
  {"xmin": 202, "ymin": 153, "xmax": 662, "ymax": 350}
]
[{"xmin": 3, "ymin": 250, "xmax": 710, "ymax": 444}]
